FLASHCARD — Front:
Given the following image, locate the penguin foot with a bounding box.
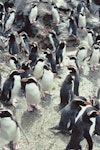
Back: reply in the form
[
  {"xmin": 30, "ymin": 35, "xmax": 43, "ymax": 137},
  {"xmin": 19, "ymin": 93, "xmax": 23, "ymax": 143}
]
[
  {"xmin": 27, "ymin": 105, "xmax": 33, "ymax": 112},
  {"xmin": 13, "ymin": 142, "xmax": 19, "ymax": 150},
  {"xmin": 34, "ymin": 104, "xmax": 41, "ymax": 110}
]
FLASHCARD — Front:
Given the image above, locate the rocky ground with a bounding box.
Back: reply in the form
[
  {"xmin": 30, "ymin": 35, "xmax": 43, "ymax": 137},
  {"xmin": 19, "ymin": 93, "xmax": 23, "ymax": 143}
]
[{"xmin": 0, "ymin": 0, "xmax": 100, "ymax": 150}]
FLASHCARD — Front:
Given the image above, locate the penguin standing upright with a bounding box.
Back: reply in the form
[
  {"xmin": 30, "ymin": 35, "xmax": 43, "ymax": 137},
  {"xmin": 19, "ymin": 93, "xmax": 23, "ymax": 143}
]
[
  {"xmin": 68, "ymin": 66, "xmax": 80, "ymax": 96},
  {"xmin": 67, "ymin": 17, "xmax": 77, "ymax": 36},
  {"xmin": 44, "ymin": 50, "xmax": 57, "ymax": 73},
  {"xmin": 51, "ymin": 4, "xmax": 60, "ymax": 25},
  {"xmin": 65, "ymin": 106, "xmax": 99, "ymax": 150},
  {"xmin": 21, "ymin": 76, "xmax": 41, "ymax": 111},
  {"xmin": 4, "ymin": 8, "xmax": 15, "ymax": 32},
  {"xmin": 48, "ymin": 30, "xmax": 59, "ymax": 51},
  {"xmin": 29, "ymin": 42, "xmax": 39, "ymax": 67},
  {"xmin": 76, "ymin": 46, "xmax": 88, "ymax": 70},
  {"xmin": 8, "ymin": 33, "xmax": 20, "ymax": 55},
  {"xmin": 0, "ymin": 70, "xmax": 22, "ymax": 106},
  {"xmin": 0, "ymin": 108, "xmax": 20, "ymax": 150},
  {"xmin": 32, "ymin": 58, "xmax": 45, "ymax": 80},
  {"xmin": 56, "ymin": 41, "xmax": 66, "ymax": 67},
  {"xmin": 89, "ymin": 44, "xmax": 100, "ymax": 71},
  {"xmin": 41, "ymin": 64, "xmax": 54, "ymax": 95},
  {"xmin": 78, "ymin": 11, "xmax": 86, "ymax": 29},
  {"xmin": 86, "ymin": 29, "xmax": 94, "ymax": 47},
  {"xmin": 20, "ymin": 32, "xmax": 30, "ymax": 56},
  {"xmin": 51, "ymin": 97, "xmax": 88, "ymax": 133},
  {"xmin": 28, "ymin": 3, "xmax": 38, "ymax": 24},
  {"xmin": 59, "ymin": 74, "xmax": 74, "ymax": 110}
]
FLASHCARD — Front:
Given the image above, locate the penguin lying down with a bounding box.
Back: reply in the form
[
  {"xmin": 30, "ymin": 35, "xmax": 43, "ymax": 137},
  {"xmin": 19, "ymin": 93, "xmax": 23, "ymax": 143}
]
[{"xmin": 0, "ymin": 106, "xmax": 29, "ymax": 150}]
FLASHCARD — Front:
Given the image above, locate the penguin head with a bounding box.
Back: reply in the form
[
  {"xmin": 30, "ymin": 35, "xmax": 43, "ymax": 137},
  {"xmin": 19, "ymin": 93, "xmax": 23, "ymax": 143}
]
[
  {"xmin": 26, "ymin": 76, "xmax": 38, "ymax": 85},
  {"xmin": 11, "ymin": 56, "xmax": 18, "ymax": 64},
  {"xmin": 9, "ymin": 33, "xmax": 16, "ymax": 42},
  {"xmin": 59, "ymin": 41, "xmax": 66, "ymax": 49},
  {"xmin": 49, "ymin": 30, "xmax": 56, "ymax": 38},
  {"xmin": 73, "ymin": 98, "xmax": 88, "ymax": 107},
  {"xmin": 9, "ymin": 70, "xmax": 20, "ymax": 78},
  {"xmin": 30, "ymin": 42, "xmax": 38, "ymax": 52},
  {"xmin": 32, "ymin": 3, "xmax": 37, "ymax": 8},
  {"xmin": 20, "ymin": 32, "xmax": 28, "ymax": 39},
  {"xmin": 65, "ymin": 74, "xmax": 75, "ymax": 83},
  {"xmin": 0, "ymin": 109, "xmax": 13, "ymax": 118},
  {"xmin": 90, "ymin": 97, "xmax": 100, "ymax": 110},
  {"xmin": 21, "ymin": 61, "xmax": 31, "ymax": 70},
  {"xmin": 43, "ymin": 63, "xmax": 52, "ymax": 71},
  {"xmin": 67, "ymin": 66, "xmax": 77, "ymax": 74}
]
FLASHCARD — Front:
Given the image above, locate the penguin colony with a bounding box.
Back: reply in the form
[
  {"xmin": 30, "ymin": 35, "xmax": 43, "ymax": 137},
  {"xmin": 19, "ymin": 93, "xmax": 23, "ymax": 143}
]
[{"xmin": 0, "ymin": 0, "xmax": 100, "ymax": 150}]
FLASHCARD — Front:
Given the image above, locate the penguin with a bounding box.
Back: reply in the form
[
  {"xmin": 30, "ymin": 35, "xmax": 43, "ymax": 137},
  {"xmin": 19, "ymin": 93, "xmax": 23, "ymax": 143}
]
[
  {"xmin": 41, "ymin": 64, "xmax": 54, "ymax": 95},
  {"xmin": 20, "ymin": 61, "xmax": 32, "ymax": 93},
  {"xmin": 89, "ymin": 44, "xmax": 100, "ymax": 71},
  {"xmin": 20, "ymin": 32, "xmax": 30, "ymax": 56},
  {"xmin": 86, "ymin": 29, "xmax": 94, "ymax": 47},
  {"xmin": 0, "ymin": 2, "xmax": 5, "ymax": 25},
  {"xmin": 67, "ymin": 17, "xmax": 77, "ymax": 36},
  {"xmin": 51, "ymin": 97, "xmax": 88, "ymax": 133},
  {"xmin": 65, "ymin": 106, "xmax": 99, "ymax": 150},
  {"xmin": 4, "ymin": 8, "xmax": 15, "ymax": 32},
  {"xmin": 32, "ymin": 58, "xmax": 45, "ymax": 80},
  {"xmin": 8, "ymin": 33, "xmax": 20, "ymax": 55},
  {"xmin": 51, "ymin": 4, "xmax": 60, "ymax": 25},
  {"xmin": 29, "ymin": 42, "xmax": 39, "ymax": 67},
  {"xmin": 9, "ymin": 55, "xmax": 20, "ymax": 70},
  {"xmin": 0, "ymin": 108, "xmax": 20, "ymax": 150},
  {"xmin": 0, "ymin": 70, "xmax": 22, "ymax": 106},
  {"xmin": 44, "ymin": 50, "xmax": 57, "ymax": 73},
  {"xmin": 76, "ymin": 46, "xmax": 88, "ymax": 70},
  {"xmin": 21, "ymin": 76, "xmax": 41, "ymax": 111},
  {"xmin": 48, "ymin": 30, "xmax": 59, "ymax": 51},
  {"xmin": 67, "ymin": 55, "xmax": 79, "ymax": 71},
  {"xmin": 56, "ymin": 41, "xmax": 66, "ymax": 67},
  {"xmin": 78, "ymin": 11, "xmax": 86, "ymax": 29},
  {"xmin": 77, "ymin": 1, "xmax": 86, "ymax": 14},
  {"xmin": 59, "ymin": 74, "xmax": 74, "ymax": 110},
  {"xmin": 29, "ymin": 3, "xmax": 38, "ymax": 24},
  {"xmin": 67, "ymin": 66, "xmax": 80, "ymax": 96}
]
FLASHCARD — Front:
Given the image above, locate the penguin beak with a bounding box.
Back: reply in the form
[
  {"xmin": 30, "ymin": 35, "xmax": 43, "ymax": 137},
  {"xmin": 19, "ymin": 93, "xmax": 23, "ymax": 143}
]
[
  {"xmin": 18, "ymin": 69, "xmax": 25, "ymax": 73},
  {"xmin": 21, "ymin": 78, "xmax": 27, "ymax": 82},
  {"xmin": 85, "ymin": 101, "xmax": 92, "ymax": 105},
  {"xmin": 28, "ymin": 60, "xmax": 32, "ymax": 64}
]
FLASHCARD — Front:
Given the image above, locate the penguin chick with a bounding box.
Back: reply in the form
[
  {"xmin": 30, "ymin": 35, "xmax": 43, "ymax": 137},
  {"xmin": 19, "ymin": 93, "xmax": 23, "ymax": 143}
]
[
  {"xmin": 0, "ymin": 70, "xmax": 22, "ymax": 107},
  {"xmin": 29, "ymin": 3, "xmax": 38, "ymax": 24},
  {"xmin": 0, "ymin": 109, "xmax": 20, "ymax": 150},
  {"xmin": 41, "ymin": 64, "xmax": 54, "ymax": 96},
  {"xmin": 51, "ymin": 97, "xmax": 88, "ymax": 133},
  {"xmin": 65, "ymin": 106, "xmax": 99, "ymax": 150},
  {"xmin": 59, "ymin": 74, "xmax": 75, "ymax": 110},
  {"xmin": 32, "ymin": 58, "xmax": 45, "ymax": 80},
  {"xmin": 21, "ymin": 76, "xmax": 41, "ymax": 111},
  {"xmin": 89, "ymin": 44, "xmax": 100, "ymax": 71}
]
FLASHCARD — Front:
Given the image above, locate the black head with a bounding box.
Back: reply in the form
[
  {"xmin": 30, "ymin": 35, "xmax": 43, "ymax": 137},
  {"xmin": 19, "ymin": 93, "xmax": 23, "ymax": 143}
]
[
  {"xmin": 21, "ymin": 61, "xmax": 30, "ymax": 70},
  {"xmin": 37, "ymin": 58, "xmax": 44, "ymax": 63},
  {"xmin": 11, "ymin": 56, "xmax": 18, "ymax": 64},
  {"xmin": 59, "ymin": 41, "xmax": 65, "ymax": 49},
  {"xmin": 0, "ymin": 109, "xmax": 12, "ymax": 118},
  {"xmin": 44, "ymin": 63, "xmax": 51, "ymax": 70},
  {"xmin": 79, "ymin": 46, "xmax": 85, "ymax": 50},
  {"xmin": 30, "ymin": 43, "xmax": 38, "ymax": 52},
  {"xmin": 67, "ymin": 66, "xmax": 76, "ymax": 74},
  {"xmin": 9, "ymin": 70, "xmax": 20, "ymax": 78},
  {"xmin": 73, "ymin": 98, "xmax": 87, "ymax": 107},
  {"xmin": 26, "ymin": 76, "xmax": 37, "ymax": 85},
  {"xmin": 65, "ymin": 74, "xmax": 75, "ymax": 83},
  {"xmin": 9, "ymin": 33, "xmax": 15, "ymax": 41}
]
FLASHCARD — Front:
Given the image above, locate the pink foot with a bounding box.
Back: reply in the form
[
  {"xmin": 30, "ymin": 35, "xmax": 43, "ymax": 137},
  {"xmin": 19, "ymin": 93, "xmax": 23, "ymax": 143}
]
[
  {"xmin": 34, "ymin": 104, "xmax": 41, "ymax": 110},
  {"xmin": 27, "ymin": 105, "xmax": 33, "ymax": 112},
  {"xmin": 13, "ymin": 142, "xmax": 19, "ymax": 150},
  {"xmin": 12, "ymin": 99, "xmax": 18, "ymax": 107}
]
